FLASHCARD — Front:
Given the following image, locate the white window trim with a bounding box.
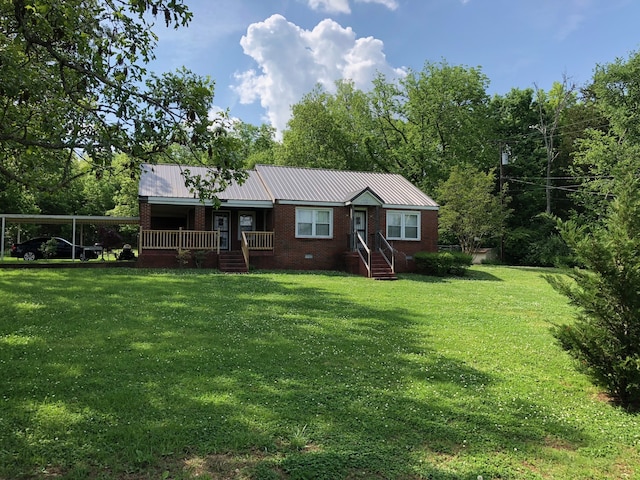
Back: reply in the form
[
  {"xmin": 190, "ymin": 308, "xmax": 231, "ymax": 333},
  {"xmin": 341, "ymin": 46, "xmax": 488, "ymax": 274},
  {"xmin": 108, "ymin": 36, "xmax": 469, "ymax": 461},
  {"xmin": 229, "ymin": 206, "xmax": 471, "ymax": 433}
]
[
  {"xmin": 295, "ymin": 207, "xmax": 333, "ymax": 239},
  {"xmin": 386, "ymin": 210, "xmax": 421, "ymax": 241}
]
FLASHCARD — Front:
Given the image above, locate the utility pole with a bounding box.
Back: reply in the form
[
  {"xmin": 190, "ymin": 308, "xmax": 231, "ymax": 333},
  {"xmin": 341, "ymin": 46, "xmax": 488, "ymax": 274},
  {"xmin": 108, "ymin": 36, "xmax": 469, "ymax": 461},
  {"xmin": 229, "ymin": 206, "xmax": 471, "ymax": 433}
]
[{"xmin": 499, "ymin": 144, "xmax": 509, "ymax": 262}]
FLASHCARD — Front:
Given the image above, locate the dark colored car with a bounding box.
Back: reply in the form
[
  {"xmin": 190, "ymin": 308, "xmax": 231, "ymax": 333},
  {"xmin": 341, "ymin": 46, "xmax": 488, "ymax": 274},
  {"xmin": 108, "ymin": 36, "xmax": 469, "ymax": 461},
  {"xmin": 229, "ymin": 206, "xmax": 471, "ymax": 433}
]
[{"xmin": 10, "ymin": 237, "xmax": 99, "ymax": 261}]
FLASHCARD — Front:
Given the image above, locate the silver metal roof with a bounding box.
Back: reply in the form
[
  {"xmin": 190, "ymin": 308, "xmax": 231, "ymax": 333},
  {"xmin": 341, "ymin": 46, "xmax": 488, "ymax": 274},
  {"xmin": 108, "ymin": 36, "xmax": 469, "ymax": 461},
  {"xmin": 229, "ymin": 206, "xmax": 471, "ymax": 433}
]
[
  {"xmin": 0, "ymin": 214, "xmax": 139, "ymax": 225},
  {"xmin": 255, "ymin": 165, "xmax": 438, "ymax": 208},
  {"xmin": 139, "ymin": 163, "xmax": 438, "ymax": 209},
  {"xmin": 138, "ymin": 164, "xmax": 272, "ymax": 202}
]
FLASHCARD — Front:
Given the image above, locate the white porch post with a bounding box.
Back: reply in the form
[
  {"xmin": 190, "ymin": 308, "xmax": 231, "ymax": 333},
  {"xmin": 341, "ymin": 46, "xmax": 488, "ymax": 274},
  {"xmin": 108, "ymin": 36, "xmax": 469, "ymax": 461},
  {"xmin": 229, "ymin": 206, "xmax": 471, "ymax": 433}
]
[
  {"xmin": 72, "ymin": 218, "xmax": 77, "ymax": 261},
  {"xmin": 1, "ymin": 216, "xmax": 5, "ymax": 261}
]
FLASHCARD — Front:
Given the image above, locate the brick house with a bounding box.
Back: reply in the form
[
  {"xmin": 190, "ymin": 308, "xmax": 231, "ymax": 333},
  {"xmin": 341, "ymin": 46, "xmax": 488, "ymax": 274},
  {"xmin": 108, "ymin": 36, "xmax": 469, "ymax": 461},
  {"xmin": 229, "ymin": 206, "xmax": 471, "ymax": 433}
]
[{"xmin": 138, "ymin": 164, "xmax": 439, "ymax": 278}]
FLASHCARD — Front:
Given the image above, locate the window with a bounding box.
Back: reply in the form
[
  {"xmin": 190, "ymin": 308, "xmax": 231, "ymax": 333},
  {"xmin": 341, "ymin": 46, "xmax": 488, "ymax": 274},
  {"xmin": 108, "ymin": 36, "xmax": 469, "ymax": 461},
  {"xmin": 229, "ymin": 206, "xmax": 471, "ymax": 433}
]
[
  {"xmin": 386, "ymin": 211, "xmax": 420, "ymax": 240},
  {"xmin": 296, "ymin": 208, "xmax": 333, "ymax": 238}
]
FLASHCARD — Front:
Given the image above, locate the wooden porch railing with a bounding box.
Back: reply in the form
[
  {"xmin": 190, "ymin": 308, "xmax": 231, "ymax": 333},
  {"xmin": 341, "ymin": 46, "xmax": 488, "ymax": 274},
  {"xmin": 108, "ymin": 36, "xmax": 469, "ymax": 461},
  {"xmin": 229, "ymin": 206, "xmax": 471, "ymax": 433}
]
[
  {"xmin": 140, "ymin": 229, "xmax": 220, "ymax": 253},
  {"xmin": 241, "ymin": 231, "xmax": 274, "ymax": 271},
  {"xmin": 243, "ymin": 231, "xmax": 274, "ymax": 250}
]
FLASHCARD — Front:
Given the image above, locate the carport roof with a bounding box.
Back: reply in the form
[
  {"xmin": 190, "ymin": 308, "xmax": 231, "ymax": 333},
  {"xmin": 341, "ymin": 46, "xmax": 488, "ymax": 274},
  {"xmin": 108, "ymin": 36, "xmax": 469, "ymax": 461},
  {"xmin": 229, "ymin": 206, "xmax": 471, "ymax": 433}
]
[{"xmin": 0, "ymin": 214, "xmax": 139, "ymax": 225}]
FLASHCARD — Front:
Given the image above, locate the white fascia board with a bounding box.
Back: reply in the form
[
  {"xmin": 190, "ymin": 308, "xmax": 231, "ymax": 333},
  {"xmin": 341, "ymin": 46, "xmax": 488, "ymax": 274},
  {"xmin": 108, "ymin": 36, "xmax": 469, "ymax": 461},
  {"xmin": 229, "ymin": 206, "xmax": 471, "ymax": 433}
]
[
  {"xmin": 224, "ymin": 200, "xmax": 273, "ymax": 208},
  {"xmin": 382, "ymin": 204, "xmax": 439, "ymax": 211},
  {"xmin": 277, "ymin": 200, "xmax": 344, "ymax": 207},
  {"xmin": 146, "ymin": 197, "xmax": 273, "ymax": 208}
]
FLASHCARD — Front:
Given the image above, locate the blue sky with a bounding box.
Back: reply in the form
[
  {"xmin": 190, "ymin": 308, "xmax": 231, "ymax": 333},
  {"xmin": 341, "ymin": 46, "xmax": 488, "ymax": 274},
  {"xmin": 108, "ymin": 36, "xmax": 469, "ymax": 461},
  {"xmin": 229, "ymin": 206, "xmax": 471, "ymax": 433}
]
[{"xmin": 147, "ymin": 0, "xmax": 640, "ymax": 134}]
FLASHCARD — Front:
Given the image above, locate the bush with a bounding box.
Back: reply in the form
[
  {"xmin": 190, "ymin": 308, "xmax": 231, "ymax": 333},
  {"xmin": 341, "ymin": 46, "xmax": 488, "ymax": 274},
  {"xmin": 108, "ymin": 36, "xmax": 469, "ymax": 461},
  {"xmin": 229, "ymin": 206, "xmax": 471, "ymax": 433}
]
[
  {"xmin": 415, "ymin": 251, "xmax": 472, "ymax": 277},
  {"xmin": 547, "ymin": 175, "xmax": 640, "ymax": 411},
  {"xmin": 39, "ymin": 238, "xmax": 58, "ymax": 259}
]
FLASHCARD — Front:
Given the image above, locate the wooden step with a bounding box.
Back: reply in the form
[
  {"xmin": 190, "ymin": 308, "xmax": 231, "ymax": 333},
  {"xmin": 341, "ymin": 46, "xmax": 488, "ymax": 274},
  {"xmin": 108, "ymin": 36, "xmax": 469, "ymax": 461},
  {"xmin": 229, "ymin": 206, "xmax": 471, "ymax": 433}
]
[
  {"xmin": 219, "ymin": 251, "xmax": 248, "ymax": 273},
  {"xmin": 369, "ymin": 252, "xmax": 397, "ymax": 280}
]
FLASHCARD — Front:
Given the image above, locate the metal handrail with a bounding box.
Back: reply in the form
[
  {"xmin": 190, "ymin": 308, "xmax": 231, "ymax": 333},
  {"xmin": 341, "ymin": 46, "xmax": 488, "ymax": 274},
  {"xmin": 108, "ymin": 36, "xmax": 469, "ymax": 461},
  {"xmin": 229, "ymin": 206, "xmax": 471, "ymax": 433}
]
[
  {"xmin": 355, "ymin": 231, "xmax": 371, "ymax": 277},
  {"xmin": 377, "ymin": 231, "xmax": 395, "ymax": 274}
]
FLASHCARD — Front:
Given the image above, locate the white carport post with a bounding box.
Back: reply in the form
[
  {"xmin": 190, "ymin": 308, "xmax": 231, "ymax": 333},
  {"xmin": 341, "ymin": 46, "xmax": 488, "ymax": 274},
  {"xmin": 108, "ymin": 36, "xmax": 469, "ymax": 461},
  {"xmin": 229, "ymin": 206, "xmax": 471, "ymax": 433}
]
[
  {"xmin": 1, "ymin": 216, "xmax": 5, "ymax": 261},
  {"xmin": 72, "ymin": 217, "xmax": 77, "ymax": 261}
]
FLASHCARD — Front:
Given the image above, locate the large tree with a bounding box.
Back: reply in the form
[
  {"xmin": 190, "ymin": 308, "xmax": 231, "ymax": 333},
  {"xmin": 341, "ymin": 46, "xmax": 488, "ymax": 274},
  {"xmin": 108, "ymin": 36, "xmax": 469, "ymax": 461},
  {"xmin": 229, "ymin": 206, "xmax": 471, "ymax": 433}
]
[
  {"xmin": 278, "ymin": 81, "xmax": 377, "ymax": 171},
  {"xmin": 370, "ymin": 61, "xmax": 493, "ymax": 192},
  {"xmin": 548, "ymin": 49, "xmax": 640, "ymax": 410},
  {"xmin": 437, "ymin": 165, "xmax": 509, "ymax": 255},
  {"xmin": 0, "ymin": 0, "xmax": 245, "ymax": 198}
]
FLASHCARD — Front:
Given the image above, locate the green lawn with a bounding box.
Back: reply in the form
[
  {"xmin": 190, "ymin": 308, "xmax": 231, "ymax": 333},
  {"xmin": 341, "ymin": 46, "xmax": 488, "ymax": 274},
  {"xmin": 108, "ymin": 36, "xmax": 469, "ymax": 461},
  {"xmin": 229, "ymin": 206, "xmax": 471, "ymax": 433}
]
[{"xmin": 1, "ymin": 267, "xmax": 639, "ymax": 479}]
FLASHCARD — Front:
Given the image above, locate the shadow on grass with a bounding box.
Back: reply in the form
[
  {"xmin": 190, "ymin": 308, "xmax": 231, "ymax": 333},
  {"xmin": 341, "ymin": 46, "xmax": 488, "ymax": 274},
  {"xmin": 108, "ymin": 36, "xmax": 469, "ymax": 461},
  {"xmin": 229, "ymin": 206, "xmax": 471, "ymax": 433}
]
[
  {"xmin": 400, "ymin": 268, "xmax": 503, "ymax": 283},
  {"xmin": 0, "ymin": 269, "xmax": 585, "ymax": 479}
]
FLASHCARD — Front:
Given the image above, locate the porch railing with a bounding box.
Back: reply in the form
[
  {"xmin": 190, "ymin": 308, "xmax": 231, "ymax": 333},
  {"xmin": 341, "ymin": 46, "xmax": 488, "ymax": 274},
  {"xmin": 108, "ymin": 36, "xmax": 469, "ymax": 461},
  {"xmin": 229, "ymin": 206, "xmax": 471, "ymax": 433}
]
[
  {"xmin": 377, "ymin": 231, "xmax": 395, "ymax": 274},
  {"xmin": 355, "ymin": 231, "xmax": 371, "ymax": 278},
  {"xmin": 243, "ymin": 231, "xmax": 274, "ymax": 250},
  {"xmin": 140, "ymin": 229, "xmax": 220, "ymax": 253},
  {"xmin": 241, "ymin": 231, "xmax": 274, "ymax": 271}
]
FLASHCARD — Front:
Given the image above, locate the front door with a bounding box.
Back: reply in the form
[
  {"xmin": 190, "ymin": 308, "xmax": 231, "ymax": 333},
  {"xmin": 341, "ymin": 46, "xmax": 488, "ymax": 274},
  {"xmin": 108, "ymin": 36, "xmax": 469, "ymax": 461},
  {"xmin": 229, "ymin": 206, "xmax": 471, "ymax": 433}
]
[
  {"xmin": 354, "ymin": 210, "xmax": 367, "ymax": 248},
  {"xmin": 238, "ymin": 211, "xmax": 256, "ymax": 240},
  {"xmin": 213, "ymin": 212, "xmax": 230, "ymax": 251}
]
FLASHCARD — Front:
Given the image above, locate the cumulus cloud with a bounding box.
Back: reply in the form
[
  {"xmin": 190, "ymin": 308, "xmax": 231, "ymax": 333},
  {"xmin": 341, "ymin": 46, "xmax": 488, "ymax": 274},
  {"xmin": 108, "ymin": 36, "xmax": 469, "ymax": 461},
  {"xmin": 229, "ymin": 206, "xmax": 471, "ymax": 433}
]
[
  {"xmin": 307, "ymin": 0, "xmax": 398, "ymax": 14},
  {"xmin": 233, "ymin": 14, "xmax": 404, "ymax": 134}
]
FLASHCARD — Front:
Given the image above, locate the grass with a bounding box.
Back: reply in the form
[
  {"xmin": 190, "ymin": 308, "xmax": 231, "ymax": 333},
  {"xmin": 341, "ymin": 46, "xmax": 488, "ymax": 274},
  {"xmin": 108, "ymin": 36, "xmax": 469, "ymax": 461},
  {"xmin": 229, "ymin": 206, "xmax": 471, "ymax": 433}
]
[{"xmin": 1, "ymin": 266, "xmax": 639, "ymax": 479}]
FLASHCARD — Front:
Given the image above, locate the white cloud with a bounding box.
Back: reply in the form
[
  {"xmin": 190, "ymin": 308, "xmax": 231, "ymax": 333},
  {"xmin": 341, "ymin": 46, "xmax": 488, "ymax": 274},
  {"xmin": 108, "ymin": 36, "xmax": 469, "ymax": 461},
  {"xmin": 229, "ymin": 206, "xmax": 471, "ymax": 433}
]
[
  {"xmin": 355, "ymin": 0, "xmax": 399, "ymax": 10},
  {"xmin": 308, "ymin": 0, "xmax": 351, "ymax": 14},
  {"xmin": 233, "ymin": 14, "xmax": 404, "ymax": 134},
  {"xmin": 306, "ymin": 0, "xmax": 399, "ymax": 14}
]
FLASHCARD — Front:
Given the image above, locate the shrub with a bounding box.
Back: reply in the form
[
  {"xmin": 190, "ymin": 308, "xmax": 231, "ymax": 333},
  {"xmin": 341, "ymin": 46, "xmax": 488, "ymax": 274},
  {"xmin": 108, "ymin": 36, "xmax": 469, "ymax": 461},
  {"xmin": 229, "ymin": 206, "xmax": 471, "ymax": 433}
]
[
  {"xmin": 176, "ymin": 249, "xmax": 191, "ymax": 268},
  {"xmin": 192, "ymin": 250, "xmax": 208, "ymax": 268},
  {"xmin": 39, "ymin": 238, "xmax": 58, "ymax": 259},
  {"xmin": 415, "ymin": 251, "xmax": 472, "ymax": 276},
  {"xmin": 547, "ymin": 175, "xmax": 640, "ymax": 411}
]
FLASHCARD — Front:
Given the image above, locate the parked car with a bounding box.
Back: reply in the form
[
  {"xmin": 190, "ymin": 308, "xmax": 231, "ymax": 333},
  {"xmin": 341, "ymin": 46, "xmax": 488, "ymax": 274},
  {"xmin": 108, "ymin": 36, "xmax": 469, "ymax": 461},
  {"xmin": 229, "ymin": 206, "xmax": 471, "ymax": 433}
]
[{"xmin": 10, "ymin": 237, "xmax": 100, "ymax": 261}]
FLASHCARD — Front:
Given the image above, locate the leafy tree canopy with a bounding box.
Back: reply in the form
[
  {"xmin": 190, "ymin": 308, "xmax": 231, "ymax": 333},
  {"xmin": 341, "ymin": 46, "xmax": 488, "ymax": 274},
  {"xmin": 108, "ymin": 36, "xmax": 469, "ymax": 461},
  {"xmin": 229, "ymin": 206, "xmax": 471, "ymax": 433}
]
[
  {"xmin": 0, "ymin": 0, "xmax": 245, "ymax": 199},
  {"xmin": 437, "ymin": 165, "xmax": 510, "ymax": 254}
]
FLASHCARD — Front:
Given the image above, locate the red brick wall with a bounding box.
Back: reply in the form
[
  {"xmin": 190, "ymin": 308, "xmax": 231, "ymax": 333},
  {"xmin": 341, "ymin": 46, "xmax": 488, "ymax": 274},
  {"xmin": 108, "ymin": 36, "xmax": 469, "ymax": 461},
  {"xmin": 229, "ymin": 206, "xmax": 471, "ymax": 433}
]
[
  {"xmin": 271, "ymin": 204, "xmax": 438, "ymax": 272},
  {"xmin": 140, "ymin": 201, "xmax": 151, "ymax": 230},
  {"xmin": 194, "ymin": 205, "xmax": 206, "ymax": 231},
  {"xmin": 272, "ymin": 203, "xmax": 351, "ymax": 270}
]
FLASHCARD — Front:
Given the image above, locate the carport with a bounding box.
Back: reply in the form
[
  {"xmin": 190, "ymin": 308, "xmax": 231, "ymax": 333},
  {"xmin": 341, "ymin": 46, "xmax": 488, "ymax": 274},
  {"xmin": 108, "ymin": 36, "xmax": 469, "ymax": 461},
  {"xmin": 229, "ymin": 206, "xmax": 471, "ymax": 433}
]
[{"xmin": 0, "ymin": 214, "xmax": 139, "ymax": 261}]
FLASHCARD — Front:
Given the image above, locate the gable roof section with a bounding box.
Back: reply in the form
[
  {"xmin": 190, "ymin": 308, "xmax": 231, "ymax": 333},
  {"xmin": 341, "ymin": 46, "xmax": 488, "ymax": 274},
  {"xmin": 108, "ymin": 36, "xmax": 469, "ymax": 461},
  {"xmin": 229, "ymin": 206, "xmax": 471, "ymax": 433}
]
[
  {"xmin": 255, "ymin": 165, "xmax": 438, "ymax": 209},
  {"xmin": 138, "ymin": 164, "xmax": 273, "ymax": 207},
  {"xmin": 139, "ymin": 163, "xmax": 438, "ymax": 210}
]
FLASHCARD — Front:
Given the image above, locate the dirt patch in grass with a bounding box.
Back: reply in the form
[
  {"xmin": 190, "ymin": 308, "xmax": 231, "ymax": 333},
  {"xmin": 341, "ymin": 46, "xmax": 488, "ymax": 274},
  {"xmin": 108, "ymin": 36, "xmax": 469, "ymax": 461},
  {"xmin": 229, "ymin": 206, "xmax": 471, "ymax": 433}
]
[
  {"xmin": 182, "ymin": 452, "xmax": 283, "ymax": 479},
  {"xmin": 544, "ymin": 435, "xmax": 577, "ymax": 452}
]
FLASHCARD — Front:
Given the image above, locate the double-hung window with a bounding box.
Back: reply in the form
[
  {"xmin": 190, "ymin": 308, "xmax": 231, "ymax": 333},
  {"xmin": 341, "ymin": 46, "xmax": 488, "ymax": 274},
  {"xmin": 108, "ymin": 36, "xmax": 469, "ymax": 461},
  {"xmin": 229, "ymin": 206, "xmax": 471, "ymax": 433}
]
[
  {"xmin": 386, "ymin": 211, "xmax": 420, "ymax": 240},
  {"xmin": 296, "ymin": 208, "xmax": 333, "ymax": 238}
]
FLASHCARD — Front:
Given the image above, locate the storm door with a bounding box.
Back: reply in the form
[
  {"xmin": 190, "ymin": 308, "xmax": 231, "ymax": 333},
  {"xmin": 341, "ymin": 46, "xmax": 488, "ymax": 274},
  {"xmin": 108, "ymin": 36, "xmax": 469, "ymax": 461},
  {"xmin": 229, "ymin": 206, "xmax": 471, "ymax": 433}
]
[
  {"xmin": 213, "ymin": 212, "xmax": 230, "ymax": 251},
  {"xmin": 354, "ymin": 209, "xmax": 368, "ymax": 249}
]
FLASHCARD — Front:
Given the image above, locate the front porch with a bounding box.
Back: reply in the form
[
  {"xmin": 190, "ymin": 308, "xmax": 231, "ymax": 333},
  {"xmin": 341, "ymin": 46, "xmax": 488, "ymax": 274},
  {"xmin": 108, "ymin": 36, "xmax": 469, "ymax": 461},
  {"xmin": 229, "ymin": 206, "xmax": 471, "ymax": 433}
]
[{"xmin": 138, "ymin": 228, "xmax": 274, "ymax": 270}]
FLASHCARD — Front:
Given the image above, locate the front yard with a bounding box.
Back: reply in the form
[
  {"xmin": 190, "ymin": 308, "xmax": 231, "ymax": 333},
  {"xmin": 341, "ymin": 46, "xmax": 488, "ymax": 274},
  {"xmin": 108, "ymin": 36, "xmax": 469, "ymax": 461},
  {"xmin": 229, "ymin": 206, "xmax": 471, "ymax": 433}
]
[{"xmin": 1, "ymin": 267, "xmax": 638, "ymax": 479}]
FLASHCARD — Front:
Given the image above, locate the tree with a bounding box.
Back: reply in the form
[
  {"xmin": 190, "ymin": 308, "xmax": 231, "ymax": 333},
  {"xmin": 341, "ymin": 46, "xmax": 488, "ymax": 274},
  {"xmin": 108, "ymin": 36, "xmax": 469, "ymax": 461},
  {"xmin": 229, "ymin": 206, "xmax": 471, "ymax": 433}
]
[
  {"xmin": 370, "ymin": 61, "xmax": 493, "ymax": 192},
  {"xmin": 278, "ymin": 81, "xmax": 376, "ymax": 171},
  {"xmin": 532, "ymin": 79, "xmax": 577, "ymax": 215},
  {"xmin": 0, "ymin": 0, "xmax": 245, "ymax": 198},
  {"xmin": 437, "ymin": 165, "xmax": 509, "ymax": 254},
  {"xmin": 546, "ymin": 50, "xmax": 640, "ymax": 411},
  {"xmin": 548, "ymin": 174, "xmax": 640, "ymax": 410}
]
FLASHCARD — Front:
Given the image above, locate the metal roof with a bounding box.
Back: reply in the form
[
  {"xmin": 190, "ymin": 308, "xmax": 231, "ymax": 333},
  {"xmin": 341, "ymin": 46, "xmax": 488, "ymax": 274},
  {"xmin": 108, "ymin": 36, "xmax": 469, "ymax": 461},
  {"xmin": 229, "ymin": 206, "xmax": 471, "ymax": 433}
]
[
  {"xmin": 0, "ymin": 214, "xmax": 139, "ymax": 225},
  {"xmin": 138, "ymin": 164, "xmax": 272, "ymax": 203},
  {"xmin": 139, "ymin": 163, "xmax": 438, "ymax": 209},
  {"xmin": 255, "ymin": 165, "xmax": 438, "ymax": 208}
]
